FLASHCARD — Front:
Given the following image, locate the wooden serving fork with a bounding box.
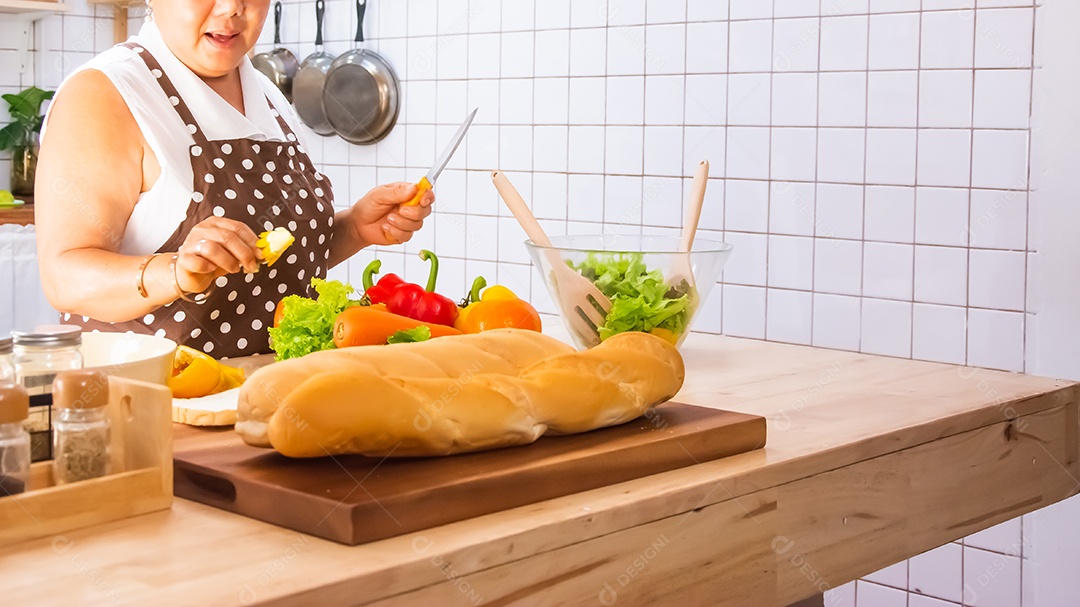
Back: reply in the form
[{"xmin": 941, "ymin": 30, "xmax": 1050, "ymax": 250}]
[{"xmin": 491, "ymin": 171, "xmax": 612, "ymax": 347}]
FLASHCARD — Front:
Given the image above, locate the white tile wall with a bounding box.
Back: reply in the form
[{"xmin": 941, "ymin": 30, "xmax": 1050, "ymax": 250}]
[
  {"xmin": 911, "ymin": 543, "xmax": 965, "ymax": 603},
  {"xmin": 267, "ymin": 0, "xmax": 1056, "ymax": 383},
  {"xmin": 826, "ymin": 531, "xmax": 1032, "ymax": 607},
  {"xmin": 19, "ymin": 1, "xmax": 1067, "ymax": 606}
]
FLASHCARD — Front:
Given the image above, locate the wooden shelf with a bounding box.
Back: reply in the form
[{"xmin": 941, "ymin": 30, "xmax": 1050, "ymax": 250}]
[
  {"xmin": 0, "ymin": 0, "xmax": 67, "ymax": 75},
  {"xmin": 85, "ymin": 0, "xmax": 135, "ymax": 45},
  {"xmin": 0, "ymin": 0, "xmax": 68, "ymax": 14},
  {"xmin": 0, "ymin": 204, "xmax": 34, "ymax": 226}
]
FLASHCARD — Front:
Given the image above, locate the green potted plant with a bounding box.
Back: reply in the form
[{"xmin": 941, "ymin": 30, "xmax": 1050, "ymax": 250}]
[{"xmin": 1, "ymin": 86, "xmax": 55, "ymax": 197}]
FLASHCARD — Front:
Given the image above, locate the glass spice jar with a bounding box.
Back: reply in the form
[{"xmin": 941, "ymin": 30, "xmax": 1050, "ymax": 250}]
[
  {"xmin": 0, "ymin": 336, "xmax": 14, "ymax": 385},
  {"xmin": 52, "ymin": 370, "xmax": 111, "ymax": 485},
  {"xmin": 0, "ymin": 384, "xmax": 31, "ymax": 496},
  {"xmin": 12, "ymin": 325, "xmax": 84, "ymax": 462}
]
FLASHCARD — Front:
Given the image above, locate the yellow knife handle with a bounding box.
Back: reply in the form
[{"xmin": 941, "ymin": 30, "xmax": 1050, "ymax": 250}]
[
  {"xmin": 405, "ymin": 176, "xmax": 433, "ymax": 207},
  {"xmin": 383, "ymin": 176, "xmax": 433, "ymax": 244}
]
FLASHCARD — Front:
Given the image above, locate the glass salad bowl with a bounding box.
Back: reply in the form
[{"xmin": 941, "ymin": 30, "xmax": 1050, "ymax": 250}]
[{"xmin": 525, "ymin": 234, "xmax": 733, "ymax": 350}]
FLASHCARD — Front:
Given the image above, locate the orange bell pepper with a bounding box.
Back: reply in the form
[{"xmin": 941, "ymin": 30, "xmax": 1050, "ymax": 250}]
[
  {"xmin": 168, "ymin": 345, "xmax": 246, "ymax": 399},
  {"xmin": 455, "ymin": 277, "xmax": 542, "ymax": 334}
]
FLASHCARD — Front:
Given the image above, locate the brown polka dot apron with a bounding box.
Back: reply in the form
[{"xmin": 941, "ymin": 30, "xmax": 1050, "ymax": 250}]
[{"xmin": 69, "ymin": 43, "xmax": 335, "ymax": 358}]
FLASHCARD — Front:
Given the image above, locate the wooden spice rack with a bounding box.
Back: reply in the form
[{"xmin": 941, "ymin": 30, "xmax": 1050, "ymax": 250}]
[{"xmin": 0, "ymin": 375, "xmax": 173, "ymax": 546}]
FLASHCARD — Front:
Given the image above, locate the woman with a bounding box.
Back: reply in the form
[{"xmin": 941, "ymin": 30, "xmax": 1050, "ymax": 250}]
[{"xmin": 35, "ymin": 0, "xmax": 432, "ymax": 358}]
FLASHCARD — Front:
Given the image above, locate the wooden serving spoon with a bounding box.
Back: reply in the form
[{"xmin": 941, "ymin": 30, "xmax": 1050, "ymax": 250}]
[{"xmin": 668, "ymin": 159, "xmax": 709, "ymax": 294}]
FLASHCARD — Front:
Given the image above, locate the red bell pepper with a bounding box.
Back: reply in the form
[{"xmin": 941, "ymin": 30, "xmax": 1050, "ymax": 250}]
[
  {"xmin": 362, "ymin": 251, "xmax": 459, "ymax": 327},
  {"xmin": 362, "ymin": 260, "xmax": 405, "ymax": 305}
]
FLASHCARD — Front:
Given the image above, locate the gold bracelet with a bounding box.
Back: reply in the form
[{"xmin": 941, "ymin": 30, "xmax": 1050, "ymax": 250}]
[
  {"xmin": 136, "ymin": 253, "xmax": 161, "ymax": 298},
  {"xmin": 169, "ymin": 254, "xmax": 200, "ymax": 303}
]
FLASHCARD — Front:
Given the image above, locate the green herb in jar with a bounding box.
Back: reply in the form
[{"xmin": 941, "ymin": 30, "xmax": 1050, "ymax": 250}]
[
  {"xmin": 51, "ymin": 370, "xmax": 112, "ymax": 485},
  {"xmin": 55, "ymin": 431, "xmax": 109, "ymax": 483}
]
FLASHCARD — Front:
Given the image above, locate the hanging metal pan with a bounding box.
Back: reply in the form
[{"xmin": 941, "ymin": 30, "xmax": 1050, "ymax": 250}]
[
  {"xmin": 293, "ymin": 0, "xmax": 335, "ymax": 135},
  {"xmin": 322, "ymin": 0, "xmax": 400, "ymax": 145},
  {"xmin": 252, "ymin": 1, "xmax": 299, "ymax": 102}
]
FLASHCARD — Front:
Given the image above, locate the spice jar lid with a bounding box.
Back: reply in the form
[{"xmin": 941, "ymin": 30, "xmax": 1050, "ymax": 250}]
[
  {"xmin": 53, "ymin": 370, "xmax": 109, "ymax": 410},
  {"xmin": 0, "ymin": 336, "xmax": 11, "ymax": 355},
  {"xmin": 0, "ymin": 384, "xmax": 29, "ymax": 424},
  {"xmin": 12, "ymin": 325, "xmax": 82, "ymax": 348}
]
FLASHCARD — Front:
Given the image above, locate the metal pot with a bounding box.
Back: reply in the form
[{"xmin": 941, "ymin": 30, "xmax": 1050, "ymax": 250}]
[
  {"xmin": 322, "ymin": 0, "xmax": 400, "ymax": 145},
  {"xmin": 293, "ymin": 0, "xmax": 335, "ymax": 136},
  {"xmin": 252, "ymin": 1, "xmax": 299, "ymax": 103}
]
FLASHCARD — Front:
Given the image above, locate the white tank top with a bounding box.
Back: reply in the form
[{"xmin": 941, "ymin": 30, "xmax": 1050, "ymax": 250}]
[{"xmin": 41, "ymin": 19, "xmax": 309, "ymax": 256}]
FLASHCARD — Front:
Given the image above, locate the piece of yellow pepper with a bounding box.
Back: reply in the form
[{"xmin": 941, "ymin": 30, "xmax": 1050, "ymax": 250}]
[
  {"xmin": 257, "ymin": 227, "xmax": 294, "ymax": 267},
  {"xmin": 167, "ymin": 345, "xmax": 246, "ymax": 399},
  {"xmin": 455, "ymin": 277, "xmax": 542, "ymax": 334},
  {"xmin": 648, "ymin": 327, "xmax": 679, "ymax": 346}
]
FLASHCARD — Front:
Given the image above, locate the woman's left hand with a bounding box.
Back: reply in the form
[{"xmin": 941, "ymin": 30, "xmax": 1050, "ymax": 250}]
[{"xmin": 349, "ymin": 182, "xmax": 435, "ymax": 247}]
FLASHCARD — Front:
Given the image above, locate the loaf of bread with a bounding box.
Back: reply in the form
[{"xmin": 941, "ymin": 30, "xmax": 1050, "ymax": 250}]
[{"xmin": 236, "ymin": 329, "xmax": 685, "ymax": 458}]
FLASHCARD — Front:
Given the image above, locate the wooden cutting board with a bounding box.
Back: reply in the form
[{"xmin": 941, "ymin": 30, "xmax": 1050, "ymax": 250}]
[{"xmin": 172, "ymin": 402, "xmax": 766, "ymax": 545}]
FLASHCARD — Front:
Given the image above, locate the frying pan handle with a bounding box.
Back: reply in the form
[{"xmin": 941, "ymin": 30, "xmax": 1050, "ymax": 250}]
[
  {"xmin": 355, "ymin": 0, "xmax": 366, "ymax": 44},
  {"xmin": 273, "ymin": 1, "xmax": 283, "ymax": 45},
  {"xmin": 315, "ymin": 0, "xmax": 325, "ymax": 47}
]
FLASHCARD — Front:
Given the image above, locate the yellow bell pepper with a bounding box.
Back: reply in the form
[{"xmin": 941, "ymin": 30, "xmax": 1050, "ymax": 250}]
[
  {"xmin": 456, "ymin": 277, "xmax": 499, "ymax": 327},
  {"xmin": 168, "ymin": 345, "xmax": 246, "ymax": 399}
]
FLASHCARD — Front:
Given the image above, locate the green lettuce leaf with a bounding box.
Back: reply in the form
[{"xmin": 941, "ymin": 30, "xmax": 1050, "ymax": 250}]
[
  {"xmin": 571, "ymin": 252, "xmax": 693, "ymax": 341},
  {"xmin": 267, "ymin": 278, "xmax": 362, "ymax": 360},
  {"xmin": 386, "ymin": 325, "xmax": 432, "ymax": 344}
]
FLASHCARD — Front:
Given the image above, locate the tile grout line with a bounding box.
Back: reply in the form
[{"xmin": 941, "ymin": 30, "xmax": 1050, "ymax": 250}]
[
  {"xmin": 963, "ymin": 4, "xmax": 977, "ymax": 372},
  {"xmin": 909, "ymin": 1, "xmax": 925, "ymax": 367},
  {"xmin": 720, "ymin": 0, "xmax": 734, "ymax": 338},
  {"xmin": 808, "ymin": 2, "xmax": 824, "ymax": 350},
  {"xmin": 763, "ymin": 3, "xmax": 775, "ymax": 344},
  {"xmin": 1020, "ymin": 4, "xmax": 1038, "ymax": 378}
]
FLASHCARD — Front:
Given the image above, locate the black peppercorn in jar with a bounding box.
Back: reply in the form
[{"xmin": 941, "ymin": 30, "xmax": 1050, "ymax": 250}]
[
  {"xmin": 0, "ymin": 384, "xmax": 31, "ymax": 496},
  {"xmin": 52, "ymin": 370, "xmax": 111, "ymax": 485}
]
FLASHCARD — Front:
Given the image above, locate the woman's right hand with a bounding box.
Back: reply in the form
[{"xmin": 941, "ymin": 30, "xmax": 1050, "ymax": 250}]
[{"xmin": 174, "ymin": 217, "xmax": 262, "ymax": 294}]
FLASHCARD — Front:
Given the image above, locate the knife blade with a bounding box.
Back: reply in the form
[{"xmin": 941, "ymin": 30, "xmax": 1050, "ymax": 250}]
[{"xmin": 404, "ymin": 108, "xmax": 478, "ymax": 207}]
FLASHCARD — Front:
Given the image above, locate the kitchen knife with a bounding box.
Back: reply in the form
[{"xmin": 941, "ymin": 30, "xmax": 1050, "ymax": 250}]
[{"xmin": 403, "ymin": 108, "xmax": 478, "ymax": 206}]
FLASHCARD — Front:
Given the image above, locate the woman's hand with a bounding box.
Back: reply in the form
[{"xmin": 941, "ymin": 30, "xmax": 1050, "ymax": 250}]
[
  {"xmin": 349, "ymin": 182, "xmax": 435, "ymax": 247},
  {"xmin": 175, "ymin": 216, "xmax": 261, "ymax": 294}
]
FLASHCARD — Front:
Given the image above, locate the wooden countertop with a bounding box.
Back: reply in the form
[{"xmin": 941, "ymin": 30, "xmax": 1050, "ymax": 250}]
[{"xmin": 3, "ymin": 334, "xmax": 1077, "ymax": 606}]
